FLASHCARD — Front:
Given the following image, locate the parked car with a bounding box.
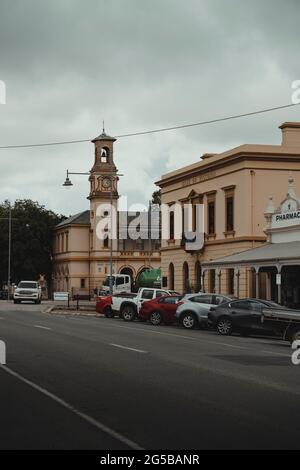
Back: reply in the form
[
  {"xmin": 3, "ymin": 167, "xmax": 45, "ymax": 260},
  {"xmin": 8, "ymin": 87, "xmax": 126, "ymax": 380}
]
[
  {"xmin": 262, "ymin": 306, "xmax": 300, "ymax": 343},
  {"xmin": 111, "ymin": 288, "xmax": 179, "ymax": 321},
  {"xmin": 13, "ymin": 281, "xmax": 42, "ymax": 304},
  {"xmin": 208, "ymin": 298, "xmax": 290, "ymax": 336},
  {"xmin": 96, "ymin": 294, "xmax": 112, "ymax": 317},
  {"xmin": 139, "ymin": 295, "xmax": 183, "ymax": 325},
  {"xmin": 175, "ymin": 293, "xmax": 233, "ymax": 329}
]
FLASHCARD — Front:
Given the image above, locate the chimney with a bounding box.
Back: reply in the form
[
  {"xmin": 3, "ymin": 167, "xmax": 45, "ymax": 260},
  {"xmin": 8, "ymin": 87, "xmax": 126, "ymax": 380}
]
[{"xmin": 279, "ymin": 122, "xmax": 300, "ymax": 147}]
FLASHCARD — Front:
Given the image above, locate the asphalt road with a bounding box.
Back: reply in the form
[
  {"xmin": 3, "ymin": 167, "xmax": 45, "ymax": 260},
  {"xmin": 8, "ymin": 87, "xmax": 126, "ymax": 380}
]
[{"xmin": 0, "ymin": 302, "xmax": 299, "ymax": 450}]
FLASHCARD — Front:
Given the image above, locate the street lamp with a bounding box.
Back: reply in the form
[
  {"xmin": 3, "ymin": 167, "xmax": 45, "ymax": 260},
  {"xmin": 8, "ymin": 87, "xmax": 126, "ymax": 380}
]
[{"xmin": 62, "ymin": 169, "xmax": 89, "ymax": 187}]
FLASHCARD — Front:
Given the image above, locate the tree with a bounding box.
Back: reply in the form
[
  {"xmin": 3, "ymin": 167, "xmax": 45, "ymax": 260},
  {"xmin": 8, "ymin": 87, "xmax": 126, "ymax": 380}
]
[
  {"xmin": 152, "ymin": 189, "xmax": 161, "ymax": 206},
  {"xmin": 0, "ymin": 200, "xmax": 65, "ymax": 291}
]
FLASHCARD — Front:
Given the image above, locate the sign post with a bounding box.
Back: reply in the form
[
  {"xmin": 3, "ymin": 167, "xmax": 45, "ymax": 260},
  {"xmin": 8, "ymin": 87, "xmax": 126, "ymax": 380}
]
[{"xmin": 53, "ymin": 292, "xmax": 70, "ymax": 307}]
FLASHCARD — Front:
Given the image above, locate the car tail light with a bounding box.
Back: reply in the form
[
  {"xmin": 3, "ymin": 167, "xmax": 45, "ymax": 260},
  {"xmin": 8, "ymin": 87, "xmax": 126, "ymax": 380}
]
[{"xmin": 177, "ymin": 301, "xmax": 183, "ymax": 306}]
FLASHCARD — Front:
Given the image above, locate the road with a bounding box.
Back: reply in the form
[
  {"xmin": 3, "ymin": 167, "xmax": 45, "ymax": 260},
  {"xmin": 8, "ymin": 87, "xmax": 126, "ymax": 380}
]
[{"xmin": 0, "ymin": 301, "xmax": 299, "ymax": 450}]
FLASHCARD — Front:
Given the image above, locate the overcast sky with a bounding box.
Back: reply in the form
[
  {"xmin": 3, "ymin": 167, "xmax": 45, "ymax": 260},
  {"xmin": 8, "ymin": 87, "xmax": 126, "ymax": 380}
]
[{"xmin": 0, "ymin": 0, "xmax": 300, "ymax": 216}]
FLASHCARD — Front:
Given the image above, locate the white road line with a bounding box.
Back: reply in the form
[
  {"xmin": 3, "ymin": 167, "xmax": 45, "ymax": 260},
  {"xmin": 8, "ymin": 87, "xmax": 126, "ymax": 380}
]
[
  {"xmin": 33, "ymin": 325, "xmax": 52, "ymax": 331},
  {"xmin": 110, "ymin": 343, "xmax": 148, "ymax": 354},
  {"xmin": 107, "ymin": 323, "xmax": 290, "ymax": 356},
  {"xmin": 0, "ymin": 364, "xmax": 143, "ymax": 450}
]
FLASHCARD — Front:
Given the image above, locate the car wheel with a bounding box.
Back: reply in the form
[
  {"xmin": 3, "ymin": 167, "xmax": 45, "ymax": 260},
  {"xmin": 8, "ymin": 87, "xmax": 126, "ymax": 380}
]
[
  {"xmin": 122, "ymin": 305, "xmax": 135, "ymax": 322},
  {"xmin": 149, "ymin": 311, "xmax": 162, "ymax": 326},
  {"xmin": 104, "ymin": 306, "xmax": 114, "ymax": 318},
  {"xmin": 181, "ymin": 312, "xmax": 198, "ymax": 329},
  {"xmin": 217, "ymin": 317, "xmax": 233, "ymax": 336}
]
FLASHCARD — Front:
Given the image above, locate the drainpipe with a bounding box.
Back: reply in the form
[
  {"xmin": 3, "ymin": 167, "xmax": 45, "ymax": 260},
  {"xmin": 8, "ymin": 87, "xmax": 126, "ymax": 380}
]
[{"xmin": 250, "ymin": 170, "xmax": 255, "ymax": 248}]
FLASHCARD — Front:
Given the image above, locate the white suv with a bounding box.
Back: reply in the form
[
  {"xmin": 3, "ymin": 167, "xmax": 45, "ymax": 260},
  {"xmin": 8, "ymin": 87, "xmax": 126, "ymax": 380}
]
[{"xmin": 13, "ymin": 281, "xmax": 42, "ymax": 304}]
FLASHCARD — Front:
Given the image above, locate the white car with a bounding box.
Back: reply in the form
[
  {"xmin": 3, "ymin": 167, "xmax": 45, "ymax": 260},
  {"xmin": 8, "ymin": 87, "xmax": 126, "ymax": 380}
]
[
  {"xmin": 13, "ymin": 281, "xmax": 42, "ymax": 304},
  {"xmin": 175, "ymin": 293, "xmax": 233, "ymax": 329}
]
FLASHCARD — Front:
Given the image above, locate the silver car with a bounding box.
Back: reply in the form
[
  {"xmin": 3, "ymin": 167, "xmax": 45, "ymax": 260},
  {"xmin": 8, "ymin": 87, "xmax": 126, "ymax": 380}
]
[{"xmin": 175, "ymin": 293, "xmax": 232, "ymax": 329}]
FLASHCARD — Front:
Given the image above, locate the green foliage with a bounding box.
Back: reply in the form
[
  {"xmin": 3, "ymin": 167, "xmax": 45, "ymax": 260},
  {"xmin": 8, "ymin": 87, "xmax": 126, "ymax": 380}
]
[
  {"xmin": 152, "ymin": 189, "xmax": 161, "ymax": 205},
  {"xmin": 0, "ymin": 200, "xmax": 65, "ymax": 288}
]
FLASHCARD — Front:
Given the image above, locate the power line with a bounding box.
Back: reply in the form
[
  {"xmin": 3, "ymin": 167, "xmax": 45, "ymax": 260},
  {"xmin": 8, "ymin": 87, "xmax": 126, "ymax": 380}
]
[{"xmin": 0, "ymin": 102, "xmax": 299, "ymax": 150}]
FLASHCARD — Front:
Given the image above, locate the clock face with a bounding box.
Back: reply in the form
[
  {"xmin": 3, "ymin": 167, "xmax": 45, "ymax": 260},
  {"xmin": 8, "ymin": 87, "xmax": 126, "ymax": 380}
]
[{"xmin": 102, "ymin": 177, "xmax": 112, "ymax": 189}]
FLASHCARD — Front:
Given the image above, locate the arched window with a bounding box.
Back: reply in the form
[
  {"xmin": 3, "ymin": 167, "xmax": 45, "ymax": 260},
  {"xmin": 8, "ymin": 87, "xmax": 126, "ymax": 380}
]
[
  {"xmin": 170, "ymin": 212, "xmax": 174, "ymax": 240},
  {"xmin": 195, "ymin": 261, "xmax": 202, "ymax": 292},
  {"xmin": 168, "ymin": 263, "xmax": 175, "ymax": 290},
  {"xmin": 100, "ymin": 146, "xmax": 110, "ymax": 163},
  {"xmin": 183, "ymin": 262, "xmax": 190, "ymax": 293}
]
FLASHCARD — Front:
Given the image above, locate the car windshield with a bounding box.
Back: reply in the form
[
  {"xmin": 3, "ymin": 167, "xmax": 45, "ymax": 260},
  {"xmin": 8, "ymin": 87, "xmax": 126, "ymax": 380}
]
[{"xmin": 18, "ymin": 282, "xmax": 37, "ymax": 289}]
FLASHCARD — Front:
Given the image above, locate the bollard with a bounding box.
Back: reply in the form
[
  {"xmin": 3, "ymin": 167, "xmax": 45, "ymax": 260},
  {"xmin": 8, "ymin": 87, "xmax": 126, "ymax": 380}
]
[{"xmin": 0, "ymin": 340, "xmax": 6, "ymax": 365}]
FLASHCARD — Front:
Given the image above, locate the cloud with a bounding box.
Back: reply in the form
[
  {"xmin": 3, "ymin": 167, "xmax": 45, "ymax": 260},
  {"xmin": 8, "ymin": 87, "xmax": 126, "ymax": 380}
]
[{"xmin": 0, "ymin": 0, "xmax": 299, "ymax": 214}]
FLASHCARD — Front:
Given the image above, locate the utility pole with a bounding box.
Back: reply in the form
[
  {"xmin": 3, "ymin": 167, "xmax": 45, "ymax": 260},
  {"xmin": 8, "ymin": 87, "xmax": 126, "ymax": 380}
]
[
  {"xmin": 0, "ymin": 202, "xmax": 14, "ymax": 301},
  {"xmin": 7, "ymin": 203, "xmax": 12, "ymax": 300},
  {"xmin": 109, "ymin": 151, "xmax": 114, "ymax": 295}
]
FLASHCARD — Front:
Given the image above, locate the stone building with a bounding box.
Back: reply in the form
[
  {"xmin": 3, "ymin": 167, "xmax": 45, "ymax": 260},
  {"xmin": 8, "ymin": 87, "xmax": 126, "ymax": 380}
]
[
  {"xmin": 52, "ymin": 130, "xmax": 160, "ymax": 295},
  {"xmin": 156, "ymin": 122, "xmax": 300, "ymax": 296},
  {"xmin": 202, "ymin": 176, "xmax": 300, "ymax": 307}
]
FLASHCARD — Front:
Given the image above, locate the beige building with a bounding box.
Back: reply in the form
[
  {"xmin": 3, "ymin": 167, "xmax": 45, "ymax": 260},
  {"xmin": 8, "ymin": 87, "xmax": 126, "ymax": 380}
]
[
  {"xmin": 156, "ymin": 122, "xmax": 300, "ymax": 297},
  {"xmin": 52, "ymin": 131, "xmax": 160, "ymax": 295}
]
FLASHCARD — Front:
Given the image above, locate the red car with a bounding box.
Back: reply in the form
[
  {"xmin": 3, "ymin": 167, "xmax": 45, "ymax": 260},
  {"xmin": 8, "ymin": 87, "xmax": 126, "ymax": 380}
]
[
  {"xmin": 96, "ymin": 295, "xmax": 112, "ymax": 317},
  {"xmin": 139, "ymin": 295, "xmax": 183, "ymax": 325}
]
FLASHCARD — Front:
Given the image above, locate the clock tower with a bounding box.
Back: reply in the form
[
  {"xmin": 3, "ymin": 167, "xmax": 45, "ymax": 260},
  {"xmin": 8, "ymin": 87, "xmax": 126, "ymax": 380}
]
[
  {"xmin": 89, "ymin": 129, "xmax": 119, "ymax": 286},
  {"xmin": 89, "ymin": 129, "xmax": 118, "ymax": 202}
]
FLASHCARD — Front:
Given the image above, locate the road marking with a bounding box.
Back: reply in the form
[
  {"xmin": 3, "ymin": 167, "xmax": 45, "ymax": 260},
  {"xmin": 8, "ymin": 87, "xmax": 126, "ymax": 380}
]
[
  {"xmin": 0, "ymin": 364, "xmax": 143, "ymax": 450},
  {"xmin": 105, "ymin": 322, "xmax": 290, "ymax": 356},
  {"xmin": 34, "ymin": 325, "xmax": 52, "ymax": 331},
  {"xmin": 110, "ymin": 343, "xmax": 148, "ymax": 354}
]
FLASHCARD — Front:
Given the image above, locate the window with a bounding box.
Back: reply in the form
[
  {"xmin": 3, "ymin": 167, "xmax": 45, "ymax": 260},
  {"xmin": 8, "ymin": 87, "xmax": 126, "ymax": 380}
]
[
  {"xmin": 170, "ymin": 211, "xmax": 174, "ymax": 240},
  {"xmin": 190, "ymin": 295, "xmax": 212, "ymax": 304},
  {"xmin": 100, "ymin": 147, "xmax": 110, "ymax": 163},
  {"xmin": 116, "ymin": 276, "xmax": 125, "ymax": 286},
  {"xmin": 231, "ymin": 301, "xmax": 253, "ymax": 310},
  {"xmin": 209, "ymin": 270, "xmax": 216, "ymax": 293},
  {"xmin": 104, "ymin": 236, "xmax": 109, "ymax": 249},
  {"xmin": 137, "ymin": 239, "xmax": 145, "ymax": 251},
  {"xmin": 119, "ymin": 239, "xmax": 125, "ymax": 251},
  {"xmin": 156, "ymin": 290, "xmax": 169, "ymax": 298},
  {"xmin": 192, "ymin": 204, "xmax": 197, "ymax": 232},
  {"xmin": 213, "ymin": 295, "xmax": 228, "ymax": 305},
  {"xmin": 168, "ymin": 263, "xmax": 175, "ymax": 290},
  {"xmin": 226, "ymin": 196, "xmax": 234, "ymax": 232},
  {"xmin": 208, "ymin": 201, "xmax": 215, "ymax": 235},
  {"xmin": 141, "ymin": 290, "xmax": 154, "ymax": 300},
  {"xmin": 163, "ymin": 296, "xmax": 182, "ymax": 304},
  {"xmin": 227, "ymin": 269, "xmax": 235, "ymax": 295},
  {"xmin": 80, "ymin": 279, "xmax": 86, "ymax": 289},
  {"xmin": 182, "ymin": 262, "xmax": 190, "ymax": 292}
]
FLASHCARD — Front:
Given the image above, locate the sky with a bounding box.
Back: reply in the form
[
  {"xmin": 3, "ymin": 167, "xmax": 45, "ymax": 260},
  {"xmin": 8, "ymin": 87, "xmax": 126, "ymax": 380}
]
[{"xmin": 0, "ymin": 0, "xmax": 300, "ymax": 217}]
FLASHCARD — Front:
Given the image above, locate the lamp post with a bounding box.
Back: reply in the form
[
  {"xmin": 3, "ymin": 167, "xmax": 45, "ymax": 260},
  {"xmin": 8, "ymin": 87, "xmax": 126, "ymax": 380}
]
[
  {"xmin": 0, "ymin": 202, "xmax": 17, "ymax": 301},
  {"xmin": 63, "ymin": 169, "xmax": 123, "ymax": 296}
]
